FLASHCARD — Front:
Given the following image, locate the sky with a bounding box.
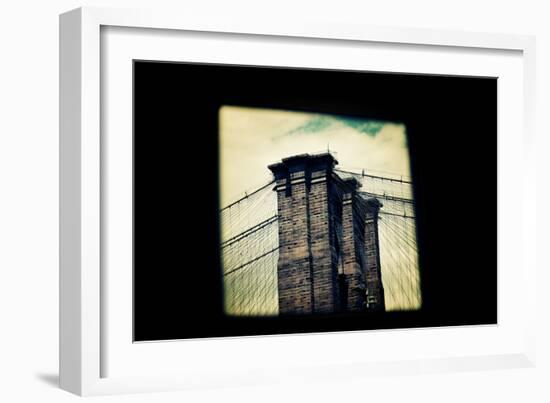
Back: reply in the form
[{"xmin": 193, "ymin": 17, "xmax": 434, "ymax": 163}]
[{"xmin": 219, "ymin": 105, "xmax": 411, "ymax": 207}]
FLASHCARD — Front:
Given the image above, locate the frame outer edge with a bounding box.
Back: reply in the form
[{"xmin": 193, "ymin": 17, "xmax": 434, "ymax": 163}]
[
  {"xmin": 58, "ymin": 5, "xmax": 537, "ymax": 395},
  {"xmin": 81, "ymin": 6, "xmax": 103, "ymax": 396},
  {"xmin": 59, "ymin": 7, "xmax": 83, "ymax": 396},
  {"xmin": 522, "ymin": 36, "xmax": 537, "ymax": 366},
  {"xmin": 80, "ymin": 5, "xmax": 531, "ymax": 52}
]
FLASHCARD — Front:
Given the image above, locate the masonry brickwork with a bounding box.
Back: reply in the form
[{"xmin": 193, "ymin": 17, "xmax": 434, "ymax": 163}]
[
  {"xmin": 269, "ymin": 153, "xmax": 385, "ymax": 315},
  {"xmin": 364, "ymin": 198, "xmax": 385, "ymax": 311}
]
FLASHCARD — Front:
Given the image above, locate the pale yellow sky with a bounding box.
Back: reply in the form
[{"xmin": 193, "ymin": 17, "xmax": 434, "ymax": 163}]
[{"xmin": 220, "ymin": 105, "xmax": 411, "ymax": 207}]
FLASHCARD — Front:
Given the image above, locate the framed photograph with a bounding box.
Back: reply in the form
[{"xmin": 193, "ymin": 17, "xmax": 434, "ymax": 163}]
[{"xmin": 60, "ymin": 6, "xmax": 536, "ymax": 396}]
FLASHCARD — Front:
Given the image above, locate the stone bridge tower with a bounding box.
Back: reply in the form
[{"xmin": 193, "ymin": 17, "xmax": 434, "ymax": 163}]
[{"xmin": 268, "ymin": 153, "xmax": 385, "ymax": 315}]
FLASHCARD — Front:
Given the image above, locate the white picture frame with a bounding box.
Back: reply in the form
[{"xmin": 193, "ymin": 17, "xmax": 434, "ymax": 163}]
[{"xmin": 60, "ymin": 6, "xmax": 537, "ymax": 396}]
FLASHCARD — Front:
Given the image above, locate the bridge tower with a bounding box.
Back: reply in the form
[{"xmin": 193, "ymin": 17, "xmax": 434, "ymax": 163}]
[{"xmin": 268, "ymin": 153, "xmax": 385, "ymax": 315}]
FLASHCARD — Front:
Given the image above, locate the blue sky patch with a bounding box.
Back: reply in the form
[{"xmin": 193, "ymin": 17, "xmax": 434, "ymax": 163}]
[
  {"xmin": 287, "ymin": 116, "xmax": 333, "ymax": 135},
  {"xmin": 285, "ymin": 115, "xmax": 386, "ymax": 138}
]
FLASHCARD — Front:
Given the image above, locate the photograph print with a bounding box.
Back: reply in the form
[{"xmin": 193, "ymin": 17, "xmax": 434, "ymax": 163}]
[
  {"xmin": 133, "ymin": 61, "xmax": 497, "ymax": 341},
  {"xmin": 220, "ymin": 106, "xmax": 420, "ymax": 317}
]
